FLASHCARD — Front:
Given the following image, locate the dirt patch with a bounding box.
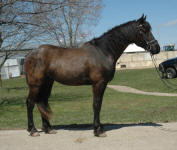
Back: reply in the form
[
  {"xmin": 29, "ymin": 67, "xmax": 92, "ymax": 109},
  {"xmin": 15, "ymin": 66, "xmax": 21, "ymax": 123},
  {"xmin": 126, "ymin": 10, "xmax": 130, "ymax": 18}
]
[{"xmin": 75, "ymin": 137, "xmax": 86, "ymax": 143}]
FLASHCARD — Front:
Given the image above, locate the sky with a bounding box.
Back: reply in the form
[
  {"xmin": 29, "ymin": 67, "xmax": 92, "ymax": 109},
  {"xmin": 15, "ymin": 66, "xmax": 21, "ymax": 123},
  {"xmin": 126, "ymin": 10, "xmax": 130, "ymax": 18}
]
[{"xmin": 92, "ymin": 0, "xmax": 177, "ymax": 49}]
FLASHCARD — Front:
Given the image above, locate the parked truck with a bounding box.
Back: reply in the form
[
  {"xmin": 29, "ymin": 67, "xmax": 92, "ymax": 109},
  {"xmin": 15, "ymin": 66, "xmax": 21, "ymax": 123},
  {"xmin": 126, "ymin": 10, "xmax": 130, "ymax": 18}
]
[{"xmin": 163, "ymin": 44, "xmax": 175, "ymax": 51}]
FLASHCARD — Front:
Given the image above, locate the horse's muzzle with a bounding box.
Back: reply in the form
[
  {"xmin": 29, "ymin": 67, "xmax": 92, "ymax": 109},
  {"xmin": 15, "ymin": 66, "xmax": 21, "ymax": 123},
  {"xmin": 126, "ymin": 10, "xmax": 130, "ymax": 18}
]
[{"xmin": 147, "ymin": 40, "xmax": 160, "ymax": 55}]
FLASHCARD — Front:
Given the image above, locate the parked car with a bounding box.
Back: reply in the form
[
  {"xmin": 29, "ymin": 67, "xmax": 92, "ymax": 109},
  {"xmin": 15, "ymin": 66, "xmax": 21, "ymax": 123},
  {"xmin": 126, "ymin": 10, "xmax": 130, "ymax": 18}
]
[{"xmin": 159, "ymin": 57, "xmax": 177, "ymax": 79}]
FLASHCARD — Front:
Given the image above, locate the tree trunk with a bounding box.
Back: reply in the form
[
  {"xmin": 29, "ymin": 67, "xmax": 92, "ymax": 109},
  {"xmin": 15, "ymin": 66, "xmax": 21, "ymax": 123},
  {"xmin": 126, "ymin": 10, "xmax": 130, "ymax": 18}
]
[{"xmin": 0, "ymin": 74, "xmax": 2, "ymax": 88}]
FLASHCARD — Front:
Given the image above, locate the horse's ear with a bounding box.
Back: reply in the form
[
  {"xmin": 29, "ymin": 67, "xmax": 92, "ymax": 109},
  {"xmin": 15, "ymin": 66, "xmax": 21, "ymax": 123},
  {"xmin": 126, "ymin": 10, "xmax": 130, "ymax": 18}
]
[{"xmin": 137, "ymin": 14, "xmax": 146, "ymax": 24}]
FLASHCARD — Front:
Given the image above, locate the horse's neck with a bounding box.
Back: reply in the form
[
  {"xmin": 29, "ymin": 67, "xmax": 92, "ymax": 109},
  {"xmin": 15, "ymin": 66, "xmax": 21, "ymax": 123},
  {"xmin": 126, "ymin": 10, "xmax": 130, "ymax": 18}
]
[{"xmin": 95, "ymin": 30, "xmax": 135, "ymax": 63}]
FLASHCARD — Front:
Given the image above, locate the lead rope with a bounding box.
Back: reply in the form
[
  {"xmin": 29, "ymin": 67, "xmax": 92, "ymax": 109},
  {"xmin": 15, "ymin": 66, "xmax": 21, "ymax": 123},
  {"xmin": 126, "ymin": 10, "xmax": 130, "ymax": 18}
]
[{"xmin": 150, "ymin": 54, "xmax": 177, "ymax": 90}]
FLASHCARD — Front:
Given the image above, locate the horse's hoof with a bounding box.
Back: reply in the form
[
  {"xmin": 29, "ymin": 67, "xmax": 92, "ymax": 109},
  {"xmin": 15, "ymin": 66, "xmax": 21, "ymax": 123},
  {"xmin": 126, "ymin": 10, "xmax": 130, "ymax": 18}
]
[
  {"xmin": 94, "ymin": 126, "xmax": 106, "ymax": 137},
  {"xmin": 97, "ymin": 132, "xmax": 107, "ymax": 137},
  {"xmin": 47, "ymin": 129, "xmax": 57, "ymax": 134},
  {"xmin": 94, "ymin": 131, "xmax": 107, "ymax": 137},
  {"xmin": 30, "ymin": 132, "xmax": 40, "ymax": 137},
  {"xmin": 42, "ymin": 127, "xmax": 57, "ymax": 134}
]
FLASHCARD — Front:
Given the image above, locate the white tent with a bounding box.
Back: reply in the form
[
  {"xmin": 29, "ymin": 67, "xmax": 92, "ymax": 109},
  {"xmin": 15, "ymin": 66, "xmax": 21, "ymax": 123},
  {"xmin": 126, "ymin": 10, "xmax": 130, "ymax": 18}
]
[{"xmin": 124, "ymin": 43, "xmax": 145, "ymax": 53}]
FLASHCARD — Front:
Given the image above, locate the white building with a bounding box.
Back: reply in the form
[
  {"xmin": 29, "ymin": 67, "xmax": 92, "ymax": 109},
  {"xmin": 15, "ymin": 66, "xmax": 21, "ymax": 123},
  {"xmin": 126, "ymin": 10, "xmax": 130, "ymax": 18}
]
[
  {"xmin": 1, "ymin": 59, "xmax": 21, "ymax": 79},
  {"xmin": 124, "ymin": 43, "xmax": 145, "ymax": 53}
]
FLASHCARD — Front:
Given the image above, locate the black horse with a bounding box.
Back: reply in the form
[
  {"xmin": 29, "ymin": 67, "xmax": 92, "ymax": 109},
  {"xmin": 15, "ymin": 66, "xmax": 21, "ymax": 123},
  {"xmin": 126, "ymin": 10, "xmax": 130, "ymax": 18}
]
[{"xmin": 25, "ymin": 15, "xmax": 160, "ymax": 137}]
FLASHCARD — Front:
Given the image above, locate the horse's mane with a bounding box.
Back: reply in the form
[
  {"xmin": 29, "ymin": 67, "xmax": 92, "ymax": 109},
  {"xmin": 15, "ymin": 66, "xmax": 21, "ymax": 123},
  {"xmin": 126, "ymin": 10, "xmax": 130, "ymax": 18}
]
[
  {"xmin": 89, "ymin": 19, "xmax": 151, "ymax": 46},
  {"xmin": 89, "ymin": 20, "xmax": 137, "ymax": 45},
  {"xmin": 87, "ymin": 20, "xmax": 138, "ymax": 56}
]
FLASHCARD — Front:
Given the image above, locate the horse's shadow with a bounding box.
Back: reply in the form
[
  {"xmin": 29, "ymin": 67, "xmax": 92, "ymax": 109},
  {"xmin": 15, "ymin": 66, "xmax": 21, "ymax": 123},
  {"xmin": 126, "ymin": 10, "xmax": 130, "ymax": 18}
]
[{"xmin": 52, "ymin": 122, "xmax": 162, "ymax": 132}]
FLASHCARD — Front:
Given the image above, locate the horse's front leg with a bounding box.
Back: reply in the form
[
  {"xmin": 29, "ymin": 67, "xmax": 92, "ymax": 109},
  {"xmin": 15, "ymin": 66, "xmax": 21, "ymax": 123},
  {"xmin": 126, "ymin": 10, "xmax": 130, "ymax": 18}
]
[{"xmin": 92, "ymin": 81, "xmax": 107, "ymax": 137}]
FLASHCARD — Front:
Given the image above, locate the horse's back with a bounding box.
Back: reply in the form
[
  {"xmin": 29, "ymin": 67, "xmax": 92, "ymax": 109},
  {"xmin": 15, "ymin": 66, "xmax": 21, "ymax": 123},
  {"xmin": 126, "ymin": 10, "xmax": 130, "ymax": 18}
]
[
  {"xmin": 25, "ymin": 44, "xmax": 92, "ymax": 85},
  {"xmin": 25, "ymin": 44, "xmax": 114, "ymax": 86}
]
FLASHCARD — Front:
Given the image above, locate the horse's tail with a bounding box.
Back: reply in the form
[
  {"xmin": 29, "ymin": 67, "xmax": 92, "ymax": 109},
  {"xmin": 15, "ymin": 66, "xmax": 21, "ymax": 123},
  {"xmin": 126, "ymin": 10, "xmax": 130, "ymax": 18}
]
[{"xmin": 37, "ymin": 103, "xmax": 52, "ymax": 120}]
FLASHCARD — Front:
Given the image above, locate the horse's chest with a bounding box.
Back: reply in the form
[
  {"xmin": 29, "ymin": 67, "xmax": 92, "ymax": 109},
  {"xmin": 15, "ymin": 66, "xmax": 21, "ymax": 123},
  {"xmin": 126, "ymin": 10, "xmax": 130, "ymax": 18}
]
[{"xmin": 103, "ymin": 68, "xmax": 115, "ymax": 82}]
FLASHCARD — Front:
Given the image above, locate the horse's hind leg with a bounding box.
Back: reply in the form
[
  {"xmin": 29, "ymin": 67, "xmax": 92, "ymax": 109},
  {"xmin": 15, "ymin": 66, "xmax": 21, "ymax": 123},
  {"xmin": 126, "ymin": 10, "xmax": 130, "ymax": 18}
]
[
  {"xmin": 39, "ymin": 79, "xmax": 56, "ymax": 134},
  {"xmin": 26, "ymin": 86, "xmax": 40, "ymax": 136}
]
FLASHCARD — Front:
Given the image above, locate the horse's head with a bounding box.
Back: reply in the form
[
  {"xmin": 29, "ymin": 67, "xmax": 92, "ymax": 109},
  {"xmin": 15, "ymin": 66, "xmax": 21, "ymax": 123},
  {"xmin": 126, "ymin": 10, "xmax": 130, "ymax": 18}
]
[{"xmin": 134, "ymin": 15, "xmax": 160, "ymax": 55}]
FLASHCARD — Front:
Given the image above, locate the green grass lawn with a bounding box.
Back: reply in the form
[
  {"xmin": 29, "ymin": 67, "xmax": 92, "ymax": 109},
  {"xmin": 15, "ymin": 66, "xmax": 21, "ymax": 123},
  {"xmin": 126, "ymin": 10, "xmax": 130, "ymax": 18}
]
[
  {"xmin": 1, "ymin": 68, "xmax": 177, "ymax": 129},
  {"xmin": 110, "ymin": 68, "xmax": 177, "ymax": 93}
]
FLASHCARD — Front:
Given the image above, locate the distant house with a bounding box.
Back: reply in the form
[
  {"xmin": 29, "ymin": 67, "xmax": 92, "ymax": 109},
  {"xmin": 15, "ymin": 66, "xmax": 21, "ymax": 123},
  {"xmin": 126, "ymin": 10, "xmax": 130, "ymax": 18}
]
[
  {"xmin": 1, "ymin": 59, "xmax": 20, "ymax": 79},
  {"xmin": 0, "ymin": 49, "xmax": 31, "ymax": 79}
]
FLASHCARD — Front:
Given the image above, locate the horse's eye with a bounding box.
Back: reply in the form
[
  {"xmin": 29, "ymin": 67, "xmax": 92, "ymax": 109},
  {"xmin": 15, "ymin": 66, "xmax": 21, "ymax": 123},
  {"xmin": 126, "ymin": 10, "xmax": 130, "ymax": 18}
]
[
  {"xmin": 138, "ymin": 25, "xmax": 146, "ymax": 34},
  {"xmin": 140, "ymin": 27, "xmax": 147, "ymax": 34},
  {"xmin": 139, "ymin": 28, "xmax": 145, "ymax": 34}
]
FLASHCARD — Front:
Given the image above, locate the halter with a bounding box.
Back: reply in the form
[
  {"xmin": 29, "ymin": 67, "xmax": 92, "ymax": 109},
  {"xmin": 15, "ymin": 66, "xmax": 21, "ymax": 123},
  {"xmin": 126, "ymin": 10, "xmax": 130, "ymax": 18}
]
[
  {"xmin": 146, "ymin": 39, "xmax": 158, "ymax": 45},
  {"xmin": 137, "ymin": 24, "xmax": 158, "ymax": 51},
  {"xmin": 146, "ymin": 39, "xmax": 158, "ymax": 51}
]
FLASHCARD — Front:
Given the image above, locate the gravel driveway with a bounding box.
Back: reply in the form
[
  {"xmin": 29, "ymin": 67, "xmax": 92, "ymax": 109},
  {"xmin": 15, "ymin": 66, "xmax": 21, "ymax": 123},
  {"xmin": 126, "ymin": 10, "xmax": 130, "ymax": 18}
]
[
  {"xmin": 1, "ymin": 122, "xmax": 177, "ymax": 150},
  {"xmin": 108, "ymin": 85, "xmax": 177, "ymax": 97}
]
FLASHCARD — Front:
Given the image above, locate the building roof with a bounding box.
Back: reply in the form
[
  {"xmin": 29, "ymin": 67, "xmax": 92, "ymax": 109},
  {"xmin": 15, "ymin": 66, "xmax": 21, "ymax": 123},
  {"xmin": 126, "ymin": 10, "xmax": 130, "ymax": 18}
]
[
  {"xmin": 3, "ymin": 59, "xmax": 18, "ymax": 66},
  {"xmin": 124, "ymin": 43, "xmax": 145, "ymax": 53}
]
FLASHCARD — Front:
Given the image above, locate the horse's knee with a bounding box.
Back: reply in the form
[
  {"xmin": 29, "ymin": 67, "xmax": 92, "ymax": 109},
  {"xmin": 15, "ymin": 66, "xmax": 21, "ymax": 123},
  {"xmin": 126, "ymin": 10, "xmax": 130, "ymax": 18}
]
[
  {"xmin": 26, "ymin": 98, "xmax": 35, "ymax": 108},
  {"xmin": 26, "ymin": 86, "xmax": 41, "ymax": 106}
]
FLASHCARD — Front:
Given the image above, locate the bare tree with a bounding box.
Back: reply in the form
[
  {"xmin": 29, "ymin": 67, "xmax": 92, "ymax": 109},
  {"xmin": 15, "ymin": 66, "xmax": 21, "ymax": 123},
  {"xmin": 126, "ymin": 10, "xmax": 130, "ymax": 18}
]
[
  {"xmin": 0, "ymin": 0, "xmax": 55, "ymax": 87},
  {"xmin": 0, "ymin": 0, "xmax": 37, "ymax": 86},
  {"xmin": 34, "ymin": 0, "xmax": 103, "ymax": 48}
]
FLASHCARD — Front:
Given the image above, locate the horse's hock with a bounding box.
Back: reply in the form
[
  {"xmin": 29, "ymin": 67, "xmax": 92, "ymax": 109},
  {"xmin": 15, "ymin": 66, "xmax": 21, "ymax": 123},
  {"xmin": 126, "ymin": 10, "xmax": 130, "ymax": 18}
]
[{"xmin": 117, "ymin": 50, "xmax": 177, "ymax": 69}]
